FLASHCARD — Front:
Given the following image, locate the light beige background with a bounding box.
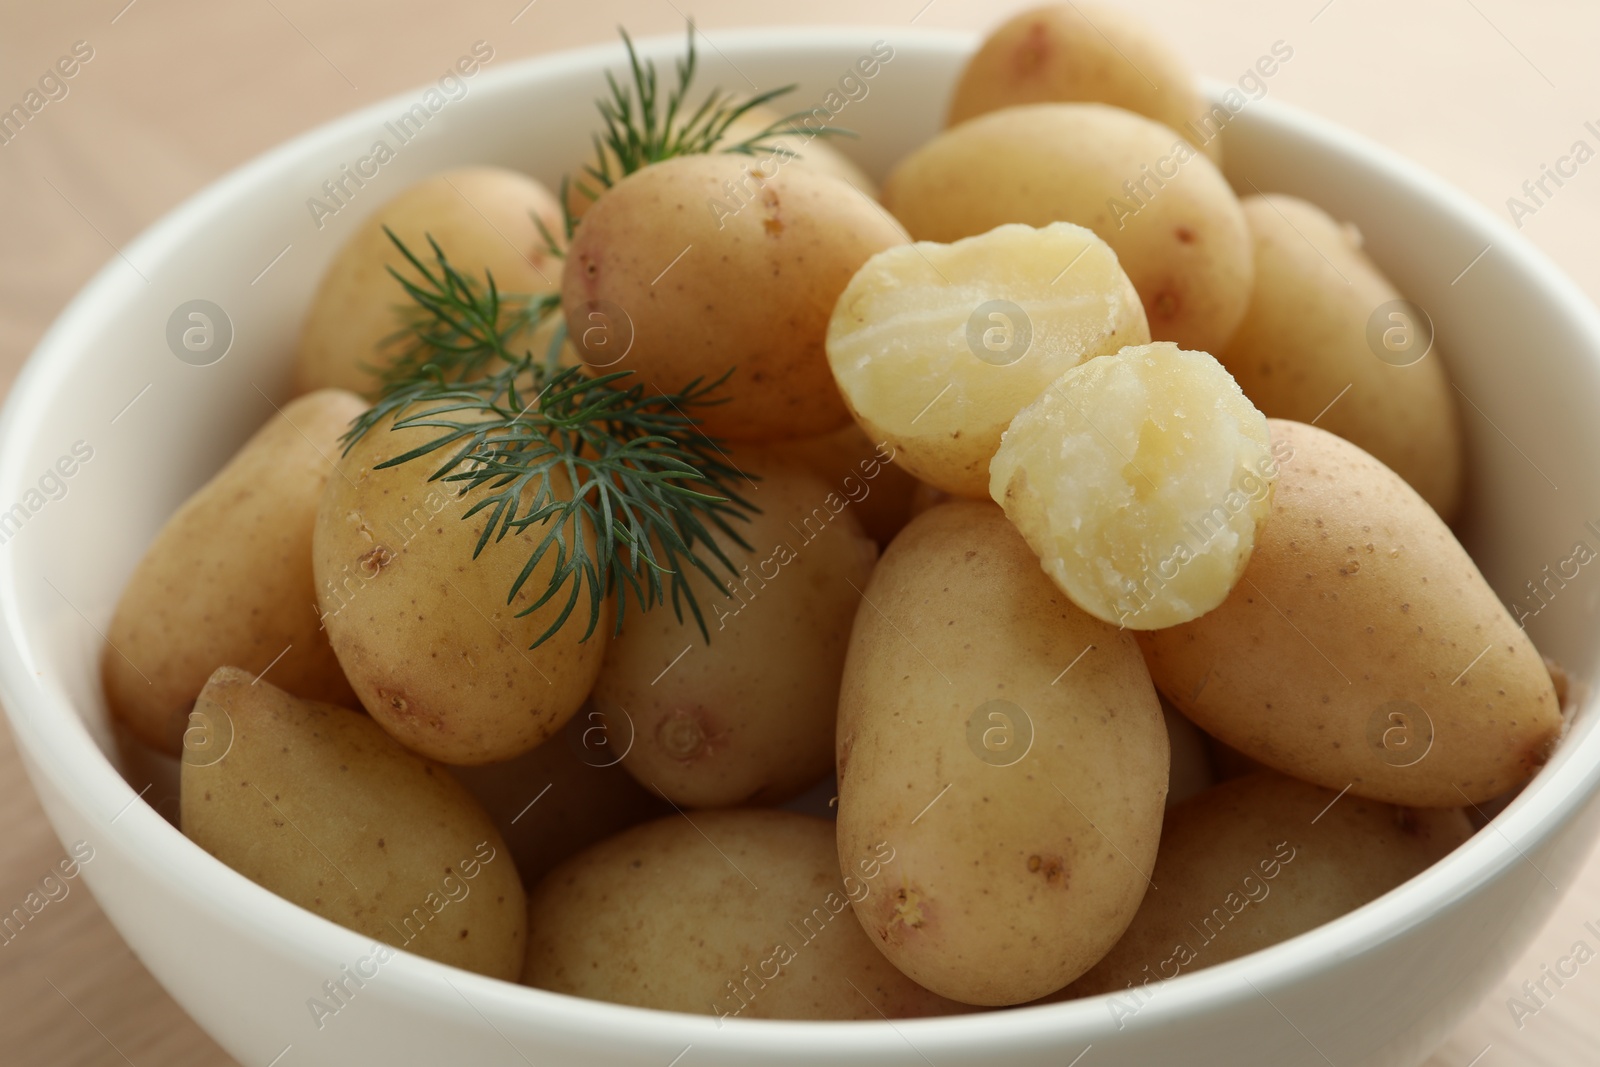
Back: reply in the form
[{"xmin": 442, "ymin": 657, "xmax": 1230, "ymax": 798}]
[{"xmin": 2, "ymin": 0, "xmax": 1598, "ymax": 1063}]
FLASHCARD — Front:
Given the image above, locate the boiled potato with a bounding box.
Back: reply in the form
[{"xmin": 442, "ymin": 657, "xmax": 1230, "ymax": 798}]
[
  {"xmin": 105, "ymin": 390, "xmax": 363, "ymax": 754},
  {"xmin": 181, "ymin": 667, "xmax": 526, "ymax": 980},
  {"xmin": 312, "ymin": 411, "xmax": 609, "ymax": 765},
  {"xmin": 449, "ymin": 708, "xmax": 669, "ymax": 886},
  {"xmin": 524, "ymin": 810, "xmax": 965, "ymax": 1019},
  {"xmin": 948, "ymin": 2, "xmax": 1223, "ymax": 163},
  {"xmin": 1163, "ymin": 698, "xmax": 1214, "ymax": 807},
  {"xmin": 1060, "ymin": 771, "xmax": 1473, "ymax": 998},
  {"xmin": 561, "ymin": 154, "xmax": 908, "ymax": 441},
  {"xmin": 1220, "ymin": 194, "xmax": 1464, "ymax": 522},
  {"xmin": 519, "ymin": 310, "xmax": 583, "ymax": 372},
  {"xmin": 781, "ymin": 421, "xmax": 917, "ymax": 547},
  {"xmin": 1140, "ymin": 420, "xmax": 1563, "ymax": 806},
  {"xmin": 827, "ymin": 222, "xmax": 1148, "ymax": 498},
  {"xmin": 592, "ymin": 452, "xmax": 875, "ymax": 808},
  {"xmin": 990, "ymin": 342, "xmax": 1276, "ymax": 629},
  {"xmin": 907, "ymin": 480, "xmax": 951, "ymax": 519},
  {"xmin": 836, "ymin": 500, "xmax": 1168, "ymax": 1005},
  {"xmin": 1209, "ymin": 735, "xmax": 1270, "ymax": 781},
  {"xmin": 882, "ymin": 103, "xmax": 1253, "ymax": 354},
  {"xmin": 292, "ymin": 167, "xmax": 564, "ymax": 399},
  {"xmin": 565, "ymin": 103, "xmax": 878, "ymax": 219},
  {"xmin": 725, "ymin": 105, "xmax": 878, "ymax": 194}
]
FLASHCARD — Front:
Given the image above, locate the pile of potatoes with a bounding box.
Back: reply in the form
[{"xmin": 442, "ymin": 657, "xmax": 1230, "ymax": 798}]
[{"xmin": 105, "ymin": 2, "xmax": 1566, "ymax": 1020}]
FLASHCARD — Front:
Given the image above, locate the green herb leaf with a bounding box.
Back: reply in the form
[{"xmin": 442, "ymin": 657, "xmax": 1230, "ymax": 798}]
[
  {"xmin": 346, "ymin": 232, "xmax": 758, "ymax": 648},
  {"xmin": 540, "ymin": 20, "xmax": 854, "ymax": 256}
]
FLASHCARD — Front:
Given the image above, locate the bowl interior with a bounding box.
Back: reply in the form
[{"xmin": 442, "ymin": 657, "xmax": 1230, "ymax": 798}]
[{"xmin": 3, "ymin": 22, "xmax": 1600, "ymax": 1046}]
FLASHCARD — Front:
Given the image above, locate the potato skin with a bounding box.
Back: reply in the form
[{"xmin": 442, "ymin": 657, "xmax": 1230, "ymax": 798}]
[
  {"xmin": 312, "ymin": 412, "xmax": 609, "ymax": 765},
  {"xmin": 948, "ymin": 3, "xmax": 1223, "ymax": 163},
  {"xmin": 105, "ymin": 390, "xmax": 363, "ymax": 754},
  {"xmin": 1162, "ymin": 699, "xmax": 1215, "ymax": 807},
  {"xmin": 593, "ymin": 452, "xmax": 875, "ymax": 808},
  {"xmin": 1220, "ymin": 195, "xmax": 1463, "ymax": 522},
  {"xmin": 836, "ymin": 500, "xmax": 1168, "ymax": 1005},
  {"xmin": 727, "ymin": 106, "xmax": 878, "ymax": 195},
  {"xmin": 562, "ymin": 154, "xmax": 908, "ymax": 441},
  {"xmin": 449, "ymin": 710, "xmax": 669, "ymax": 887},
  {"xmin": 292, "ymin": 167, "xmax": 563, "ymax": 399},
  {"xmin": 523, "ymin": 810, "xmax": 965, "ymax": 1020},
  {"xmin": 882, "ymin": 103, "xmax": 1252, "ymax": 355},
  {"xmin": 782, "ymin": 422, "xmax": 916, "ymax": 548},
  {"xmin": 1060, "ymin": 772, "xmax": 1473, "ymax": 997},
  {"xmin": 565, "ymin": 103, "xmax": 878, "ymax": 219},
  {"xmin": 180, "ymin": 668, "xmax": 526, "ymax": 980},
  {"xmin": 1140, "ymin": 420, "xmax": 1562, "ymax": 806}
]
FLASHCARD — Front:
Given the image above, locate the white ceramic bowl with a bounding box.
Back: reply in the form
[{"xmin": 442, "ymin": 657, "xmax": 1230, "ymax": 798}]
[{"xmin": 3, "ymin": 26, "xmax": 1599, "ymax": 1067}]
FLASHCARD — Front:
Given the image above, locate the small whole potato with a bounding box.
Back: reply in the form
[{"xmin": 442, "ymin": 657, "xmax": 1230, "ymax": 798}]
[
  {"xmin": 1140, "ymin": 420, "xmax": 1563, "ymax": 806},
  {"xmin": 1060, "ymin": 771, "xmax": 1474, "ymax": 999},
  {"xmin": 907, "ymin": 480, "xmax": 951, "ymax": 519},
  {"xmin": 882, "ymin": 103, "xmax": 1253, "ymax": 354},
  {"xmin": 1162, "ymin": 698, "xmax": 1215, "ymax": 807},
  {"xmin": 827, "ymin": 222, "xmax": 1149, "ymax": 498},
  {"xmin": 836, "ymin": 500, "xmax": 1168, "ymax": 1006},
  {"xmin": 448, "ymin": 707, "xmax": 669, "ymax": 887},
  {"xmin": 781, "ymin": 421, "xmax": 917, "ymax": 547},
  {"xmin": 989, "ymin": 343, "xmax": 1277, "ymax": 629},
  {"xmin": 564, "ymin": 103, "xmax": 878, "ymax": 220},
  {"xmin": 948, "ymin": 3, "xmax": 1224, "ymax": 163},
  {"xmin": 1209, "ymin": 736, "xmax": 1270, "ymax": 780},
  {"xmin": 292, "ymin": 167, "xmax": 564, "ymax": 399},
  {"xmin": 312, "ymin": 411, "xmax": 610, "ymax": 765},
  {"xmin": 562, "ymin": 154, "xmax": 908, "ymax": 441},
  {"xmin": 1219, "ymin": 194, "xmax": 1464, "ymax": 521},
  {"xmin": 524, "ymin": 810, "xmax": 965, "ymax": 1020},
  {"xmin": 725, "ymin": 106, "xmax": 878, "ymax": 194},
  {"xmin": 592, "ymin": 451, "xmax": 876, "ymax": 808},
  {"xmin": 105, "ymin": 389, "xmax": 363, "ymax": 754},
  {"xmin": 181, "ymin": 668, "xmax": 526, "ymax": 980}
]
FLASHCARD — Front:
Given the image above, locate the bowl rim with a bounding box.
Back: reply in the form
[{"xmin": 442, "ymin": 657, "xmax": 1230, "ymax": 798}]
[{"xmin": 2, "ymin": 22, "xmax": 1598, "ymax": 1055}]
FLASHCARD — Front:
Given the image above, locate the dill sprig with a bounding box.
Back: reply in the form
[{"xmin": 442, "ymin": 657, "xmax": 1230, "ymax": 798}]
[
  {"xmin": 540, "ymin": 22, "xmax": 854, "ymax": 251},
  {"xmin": 374, "ymin": 235, "xmax": 565, "ymax": 388},
  {"xmin": 380, "ymin": 284, "xmax": 559, "ymax": 388},
  {"xmin": 347, "ymin": 232, "xmax": 757, "ymax": 647}
]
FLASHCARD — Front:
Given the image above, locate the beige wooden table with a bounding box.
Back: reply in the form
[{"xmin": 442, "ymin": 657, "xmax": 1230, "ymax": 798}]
[{"xmin": 2, "ymin": 1, "xmax": 1598, "ymax": 1063}]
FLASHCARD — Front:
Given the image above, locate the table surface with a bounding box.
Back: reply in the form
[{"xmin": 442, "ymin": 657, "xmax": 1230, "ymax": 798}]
[{"xmin": 3, "ymin": 1, "xmax": 1599, "ymax": 1063}]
